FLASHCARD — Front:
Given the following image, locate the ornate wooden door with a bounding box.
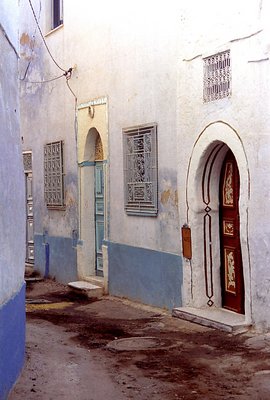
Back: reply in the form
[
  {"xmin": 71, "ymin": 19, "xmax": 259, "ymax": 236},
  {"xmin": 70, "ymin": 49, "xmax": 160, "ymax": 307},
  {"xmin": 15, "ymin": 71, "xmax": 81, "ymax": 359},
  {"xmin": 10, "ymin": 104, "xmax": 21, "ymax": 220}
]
[{"xmin": 220, "ymin": 150, "xmax": 244, "ymax": 314}]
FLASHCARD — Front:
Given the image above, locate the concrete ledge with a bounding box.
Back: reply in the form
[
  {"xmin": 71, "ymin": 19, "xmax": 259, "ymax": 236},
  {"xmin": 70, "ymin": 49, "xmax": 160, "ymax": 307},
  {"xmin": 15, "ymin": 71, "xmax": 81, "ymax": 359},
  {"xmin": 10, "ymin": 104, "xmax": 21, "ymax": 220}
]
[
  {"xmin": 83, "ymin": 276, "xmax": 104, "ymax": 288},
  {"xmin": 68, "ymin": 281, "xmax": 103, "ymax": 298},
  {"xmin": 172, "ymin": 306, "xmax": 251, "ymax": 333}
]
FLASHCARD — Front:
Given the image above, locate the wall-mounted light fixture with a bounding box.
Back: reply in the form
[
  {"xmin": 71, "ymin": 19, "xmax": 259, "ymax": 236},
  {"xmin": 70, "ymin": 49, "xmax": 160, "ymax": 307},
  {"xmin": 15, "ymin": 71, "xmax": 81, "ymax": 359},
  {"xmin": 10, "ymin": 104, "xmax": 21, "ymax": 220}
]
[{"xmin": 88, "ymin": 106, "xmax": 95, "ymax": 119}]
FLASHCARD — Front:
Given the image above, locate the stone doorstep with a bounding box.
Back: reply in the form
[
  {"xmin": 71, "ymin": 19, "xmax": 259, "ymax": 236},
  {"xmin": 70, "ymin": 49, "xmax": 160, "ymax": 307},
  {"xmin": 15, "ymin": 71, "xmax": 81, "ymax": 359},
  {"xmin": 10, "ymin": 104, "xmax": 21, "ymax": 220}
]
[
  {"xmin": 68, "ymin": 281, "xmax": 104, "ymax": 298},
  {"xmin": 83, "ymin": 275, "xmax": 104, "ymax": 288},
  {"xmin": 172, "ymin": 306, "xmax": 251, "ymax": 333}
]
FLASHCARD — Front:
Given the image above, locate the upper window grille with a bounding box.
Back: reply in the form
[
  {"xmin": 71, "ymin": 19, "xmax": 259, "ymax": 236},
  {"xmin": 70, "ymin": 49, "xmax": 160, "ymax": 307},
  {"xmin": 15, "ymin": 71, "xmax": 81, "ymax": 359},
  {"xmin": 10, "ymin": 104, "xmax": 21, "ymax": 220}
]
[
  {"xmin": 123, "ymin": 124, "xmax": 158, "ymax": 216},
  {"xmin": 23, "ymin": 152, "xmax": 32, "ymax": 173},
  {"xmin": 203, "ymin": 50, "xmax": 231, "ymax": 103},
  {"xmin": 52, "ymin": 0, "xmax": 63, "ymax": 29},
  {"xmin": 44, "ymin": 141, "xmax": 65, "ymax": 208}
]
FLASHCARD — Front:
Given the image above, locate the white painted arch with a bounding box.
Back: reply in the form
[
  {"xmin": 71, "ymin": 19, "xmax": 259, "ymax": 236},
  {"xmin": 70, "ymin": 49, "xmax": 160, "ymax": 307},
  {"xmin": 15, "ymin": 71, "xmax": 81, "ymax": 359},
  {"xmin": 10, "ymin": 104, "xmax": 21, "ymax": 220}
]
[
  {"xmin": 185, "ymin": 121, "xmax": 251, "ymax": 323},
  {"xmin": 77, "ymin": 101, "xmax": 109, "ymax": 290}
]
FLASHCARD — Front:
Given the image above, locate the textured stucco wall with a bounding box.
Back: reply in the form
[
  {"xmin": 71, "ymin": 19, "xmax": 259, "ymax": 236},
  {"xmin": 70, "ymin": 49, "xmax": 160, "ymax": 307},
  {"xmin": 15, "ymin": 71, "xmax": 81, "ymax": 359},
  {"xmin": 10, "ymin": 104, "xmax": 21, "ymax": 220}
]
[
  {"xmin": 108, "ymin": 242, "xmax": 183, "ymax": 310},
  {"xmin": 0, "ymin": 0, "xmax": 19, "ymax": 52},
  {"xmin": 178, "ymin": 0, "xmax": 270, "ymax": 329},
  {"xmin": 19, "ymin": 0, "xmax": 79, "ymax": 280},
  {"xmin": 0, "ymin": 17, "xmax": 25, "ymax": 306},
  {"xmin": 20, "ymin": 0, "xmax": 181, "ymax": 251},
  {"xmin": 0, "ymin": 4, "xmax": 26, "ymax": 397},
  {"xmin": 0, "ymin": 285, "xmax": 25, "ymax": 400},
  {"xmin": 20, "ymin": 0, "xmax": 270, "ymax": 328},
  {"xmin": 20, "ymin": 1, "xmax": 182, "ymax": 291}
]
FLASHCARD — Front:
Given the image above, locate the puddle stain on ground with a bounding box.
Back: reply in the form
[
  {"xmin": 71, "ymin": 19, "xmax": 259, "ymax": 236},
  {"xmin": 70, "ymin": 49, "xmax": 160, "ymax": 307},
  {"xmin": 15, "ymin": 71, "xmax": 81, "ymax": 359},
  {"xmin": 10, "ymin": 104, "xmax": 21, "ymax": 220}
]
[
  {"xmin": 26, "ymin": 302, "xmax": 74, "ymax": 312},
  {"xmin": 23, "ymin": 280, "xmax": 270, "ymax": 400}
]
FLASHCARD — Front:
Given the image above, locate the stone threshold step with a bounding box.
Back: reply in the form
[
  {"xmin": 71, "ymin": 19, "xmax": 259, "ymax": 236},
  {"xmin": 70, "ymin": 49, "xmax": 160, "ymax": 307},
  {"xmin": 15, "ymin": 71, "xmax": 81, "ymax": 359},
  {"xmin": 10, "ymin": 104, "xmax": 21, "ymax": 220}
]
[
  {"xmin": 68, "ymin": 281, "xmax": 103, "ymax": 298},
  {"xmin": 172, "ymin": 306, "xmax": 251, "ymax": 333},
  {"xmin": 83, "ymin": 275, "xmax": 104, "ymax": 288}
]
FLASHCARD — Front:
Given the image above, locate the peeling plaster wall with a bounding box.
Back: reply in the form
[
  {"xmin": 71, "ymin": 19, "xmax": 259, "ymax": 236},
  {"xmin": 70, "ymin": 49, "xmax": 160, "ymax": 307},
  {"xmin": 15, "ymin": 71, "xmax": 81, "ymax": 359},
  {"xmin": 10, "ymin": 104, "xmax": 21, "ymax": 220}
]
[
  {"xmin": 0, "ymin": 3, "xmax": 24, "ymax": 306},
  {"xmin": 178, "ymin": 0, "xmax": 270, "ymax": 328},
  {"xmin": 0, "ymin": 0, "xmax": 19, "ymax": 53},
  {"xmin": 20, "ymin": 0, "xmax": 79, "ymax": 281},
  {"xmin": 19, "ymin": 0, "xmax": 183, "ymax": 305},
  {"xmin": 19, "ymin": 0, "xmax": 182, "ymax": 270},
  {"xmin": 19, "ymin": 0, "xmax": 270, "ymax": 322},
  {"xmin": 0, "ymin": 2, "xmax": 25, "ymax": 397}
]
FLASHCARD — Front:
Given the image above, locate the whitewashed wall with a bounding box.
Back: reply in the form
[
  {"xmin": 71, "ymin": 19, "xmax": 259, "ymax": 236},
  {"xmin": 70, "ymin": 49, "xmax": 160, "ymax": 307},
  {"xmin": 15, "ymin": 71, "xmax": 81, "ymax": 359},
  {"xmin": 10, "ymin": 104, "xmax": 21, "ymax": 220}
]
[
  {"xmin": 0, "ymin": 1, "xmax": 25, "ymax": 305},
  {"xmin": 0, "ymin": 0, "xmax": 19, "ymax": 52},
  {"xmin": 178, "ymin": 0, "xmax": 270, "ymax": 329},
  {"xmin": 20, "ymin": 0, "xmax": 183, "ymax": 255}
]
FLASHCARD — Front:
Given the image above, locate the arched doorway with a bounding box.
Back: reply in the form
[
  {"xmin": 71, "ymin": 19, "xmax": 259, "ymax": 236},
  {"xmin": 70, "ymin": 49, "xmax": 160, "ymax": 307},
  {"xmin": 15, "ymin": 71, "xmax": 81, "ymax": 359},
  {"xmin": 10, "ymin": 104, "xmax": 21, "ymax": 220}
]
[
  {"xmin": 219, "ymin": 149, "xmax": 244, "ymax": 314},
  {"xmin": 183, "ymin": 121, "xmax": 251, "ymax": 323},
  {"xmin": 77, "ymin": 99, "xmax": 108, "ymax": 288}
]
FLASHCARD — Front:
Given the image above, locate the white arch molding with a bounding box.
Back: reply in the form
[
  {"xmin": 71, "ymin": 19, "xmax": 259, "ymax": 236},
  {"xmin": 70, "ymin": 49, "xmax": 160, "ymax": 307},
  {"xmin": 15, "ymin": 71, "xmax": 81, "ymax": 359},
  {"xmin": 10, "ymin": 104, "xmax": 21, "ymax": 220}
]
[
  {"xmin": 76, "ymin": 100, "xmax": 109, "ymax": 291},
  {"xmin": 184, "ymin": 121, "xmax": 252, "ymax": 324}
]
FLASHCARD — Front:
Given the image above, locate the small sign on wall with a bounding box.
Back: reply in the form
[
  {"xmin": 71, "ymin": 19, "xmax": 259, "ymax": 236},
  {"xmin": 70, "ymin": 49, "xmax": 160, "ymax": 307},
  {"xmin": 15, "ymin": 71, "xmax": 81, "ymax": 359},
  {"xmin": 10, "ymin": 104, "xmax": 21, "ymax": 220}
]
[{"xmin": 182, "ymin": 226, "xmax": 192, "ymax": 259}]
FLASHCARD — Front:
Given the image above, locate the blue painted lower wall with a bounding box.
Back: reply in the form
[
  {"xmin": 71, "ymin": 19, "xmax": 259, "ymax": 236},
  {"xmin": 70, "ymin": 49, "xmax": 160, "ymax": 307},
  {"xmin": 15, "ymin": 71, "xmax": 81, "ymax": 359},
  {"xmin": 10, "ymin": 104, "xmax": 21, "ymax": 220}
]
[
  {"xmin": 0, "ymin": 283, "xmax": 25, "ymax": 400},
  {"xmin": 108, "ymin": 242, "xmax": 183, "ymax": 310},
  {"xmin": 34, "ymin": 234, "xmax": 78, "ymax": 284}
]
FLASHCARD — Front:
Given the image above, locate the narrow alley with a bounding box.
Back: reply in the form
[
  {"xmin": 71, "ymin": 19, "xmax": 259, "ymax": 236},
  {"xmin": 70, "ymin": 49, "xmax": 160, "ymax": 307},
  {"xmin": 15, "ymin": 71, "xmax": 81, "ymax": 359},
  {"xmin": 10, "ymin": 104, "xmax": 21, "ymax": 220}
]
[{"xmin": 9, "ymin": 279, "xmax": 270, "ymax": 400}]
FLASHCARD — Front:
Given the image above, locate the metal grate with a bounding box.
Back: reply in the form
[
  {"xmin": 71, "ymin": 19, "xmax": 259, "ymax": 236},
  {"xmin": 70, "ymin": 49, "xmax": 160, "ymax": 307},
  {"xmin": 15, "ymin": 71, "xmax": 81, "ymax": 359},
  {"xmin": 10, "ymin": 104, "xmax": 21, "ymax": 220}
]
[
  {"xmin": 44, "ymin": 141, "xmax": 65, "ymax": 208},
  {"xmin": 203, "ymin": 50, "xmax": 231, "ymax": 103},
  {"xmin": 23, "ymin": 152, "xmax": 32, "ymax": 172},
  {"xmin": 123, "ymin": 124, "xmax": 158, "ymax": 216}
]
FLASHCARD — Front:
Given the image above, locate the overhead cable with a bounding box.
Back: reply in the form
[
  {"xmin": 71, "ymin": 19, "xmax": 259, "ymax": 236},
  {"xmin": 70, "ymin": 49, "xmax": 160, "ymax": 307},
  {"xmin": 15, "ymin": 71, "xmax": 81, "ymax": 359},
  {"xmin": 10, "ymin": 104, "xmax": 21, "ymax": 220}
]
[
  {"xmin": 28, "ymin": 0, "xmax": 66, "ymax": 72},
  {"xmin": 20, "ymin": 0, "xmax": 41, "ymax": 81},
  {"xmin": 23, "ymin": 72, "xmax": 66, "ymax": 84}
]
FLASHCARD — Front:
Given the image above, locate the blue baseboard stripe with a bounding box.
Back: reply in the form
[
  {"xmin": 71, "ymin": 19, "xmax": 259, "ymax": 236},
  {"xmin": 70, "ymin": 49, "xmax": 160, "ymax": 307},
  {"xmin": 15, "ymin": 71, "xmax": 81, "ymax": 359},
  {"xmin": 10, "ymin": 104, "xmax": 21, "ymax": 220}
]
[{"xmin": 0, "ymin": 283, "xmax": 25, "ymax": 400}]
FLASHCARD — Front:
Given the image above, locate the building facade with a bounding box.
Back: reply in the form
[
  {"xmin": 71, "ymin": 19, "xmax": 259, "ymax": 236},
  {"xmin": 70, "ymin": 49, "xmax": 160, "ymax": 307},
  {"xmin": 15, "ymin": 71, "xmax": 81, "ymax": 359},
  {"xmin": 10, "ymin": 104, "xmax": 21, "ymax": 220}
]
[
  {"xmin": 177, "ymin": 0, "xmax": 270, "ymax": 330},
  {"xmin": 20, "ymin": 0, "xmax": 183, "ymax": 309},
  {"xmin": 20, "ymin": 0, "xmax": 270, "ymax": 330},
  {"xmin": 0, "ymin": 1, "xmax": 26, "ymax": 398}
]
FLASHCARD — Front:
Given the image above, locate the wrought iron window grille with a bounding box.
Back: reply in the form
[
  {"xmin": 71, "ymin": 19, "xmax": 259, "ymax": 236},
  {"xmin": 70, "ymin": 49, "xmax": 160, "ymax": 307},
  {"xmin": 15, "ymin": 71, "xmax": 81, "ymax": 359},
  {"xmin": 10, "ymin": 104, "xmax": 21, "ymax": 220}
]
[
  {"xmin": 23, "ymin": 152, "xmax": 32, "ymax": 173},
  {"xmin": 203, "ymin": 50, "xmax": 231, "ymax": 103},
  {"xmin": 44, "ymin": 140, "xmax": 65, "ymax": 209},
  {"xmin": 123, "ymin": 124, "xmax": 158, "ymax": 216}
]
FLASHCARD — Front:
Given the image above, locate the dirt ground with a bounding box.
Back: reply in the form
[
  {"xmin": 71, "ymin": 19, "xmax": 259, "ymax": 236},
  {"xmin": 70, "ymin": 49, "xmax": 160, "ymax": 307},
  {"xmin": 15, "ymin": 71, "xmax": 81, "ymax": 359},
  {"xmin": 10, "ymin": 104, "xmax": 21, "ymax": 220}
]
[{"xmin": 9, "ymin": 279, "xmax": 270, "ymax": 399}]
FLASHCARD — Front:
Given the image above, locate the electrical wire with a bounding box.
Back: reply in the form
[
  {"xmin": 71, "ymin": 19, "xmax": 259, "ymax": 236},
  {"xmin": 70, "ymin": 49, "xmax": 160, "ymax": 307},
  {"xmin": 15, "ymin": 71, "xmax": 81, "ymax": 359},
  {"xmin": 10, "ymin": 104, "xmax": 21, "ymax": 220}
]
[
  {"xmin": 65, "ymin": 78, "xmax": 77, "ymax": 100},
  {"xmin": 23, "ymin": 73, "xmax": 66, "ymax": 84},
  {"xmin": 28, "ymin": 0, "xmax": 66, "ymax": 72},
  {"xmin": 26, "ymin": 0, "xmax": 78, "ymax": 148},
  {"xmin": 65, "ymin": 78, "xmax": 78, "ymax": 146},
  {"xmin": 23, "ymin": 68, "xmax": 73, "ymax": 85},
  {"xmin": 20, "ymin": 0, "xmax": 41, "ymax": 81}
]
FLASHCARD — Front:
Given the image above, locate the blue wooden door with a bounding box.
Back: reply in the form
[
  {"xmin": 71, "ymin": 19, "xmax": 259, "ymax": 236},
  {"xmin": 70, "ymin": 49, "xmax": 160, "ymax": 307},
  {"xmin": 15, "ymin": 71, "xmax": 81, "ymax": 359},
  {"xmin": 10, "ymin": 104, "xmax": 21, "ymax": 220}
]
[{"xmin": 95, "ymin": 162, "xmax": 105, "ymax": 276}]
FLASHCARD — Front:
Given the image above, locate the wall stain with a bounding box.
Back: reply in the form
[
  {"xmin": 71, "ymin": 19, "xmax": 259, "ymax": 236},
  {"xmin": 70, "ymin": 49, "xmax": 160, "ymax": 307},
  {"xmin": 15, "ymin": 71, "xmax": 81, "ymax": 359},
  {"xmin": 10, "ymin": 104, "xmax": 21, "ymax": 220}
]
[
  {"xmin": 161, "ymin": 190, "xmax": 170, "ymax": 205},
  {"xmin": 20, "ymin": 32, "xmax": 30, "ymax": 45},
  {"xmin": 174, "ymin": 190, "xmax": 178, "ymax": 207},
  {"xmin": 160, "ymin": 189, "xmax": 179, "ymax": 208}
]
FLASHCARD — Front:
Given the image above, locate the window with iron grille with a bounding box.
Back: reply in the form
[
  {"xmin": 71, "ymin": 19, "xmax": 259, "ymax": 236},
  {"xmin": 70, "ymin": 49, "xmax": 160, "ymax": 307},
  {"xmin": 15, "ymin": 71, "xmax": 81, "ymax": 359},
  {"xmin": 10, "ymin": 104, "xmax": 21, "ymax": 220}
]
[
  {"xmin": 123, "ymin": 124, "xmax": 158, "ymax": 216},
  {"xmin": 44, "ymin": 141, "xmax": 65, "ymax": 208},
  {"xmin": 52, "ymin": 0, "xmax": 63, "ymax": 29},
  {"xmin": 23, "ymin": 152, "xmax": 32, "ymax": 173},
  {"xmin": 203, "ymin": 50, "xmax": 231, "ymax": 103}
]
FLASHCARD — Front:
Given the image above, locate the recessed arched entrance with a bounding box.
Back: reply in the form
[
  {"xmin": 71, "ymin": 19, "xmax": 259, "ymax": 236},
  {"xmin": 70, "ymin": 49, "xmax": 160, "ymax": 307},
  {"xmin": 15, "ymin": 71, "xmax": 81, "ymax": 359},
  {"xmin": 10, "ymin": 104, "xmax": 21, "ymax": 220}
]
[
  {"xmin": 77, "ymin": 99, "xmax": 108, "ymax": 290},
  {"xmin": 184, "ymin": 121, "xmax": 251, "ymax": 323}
]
